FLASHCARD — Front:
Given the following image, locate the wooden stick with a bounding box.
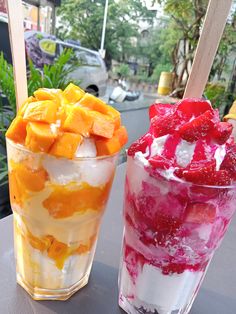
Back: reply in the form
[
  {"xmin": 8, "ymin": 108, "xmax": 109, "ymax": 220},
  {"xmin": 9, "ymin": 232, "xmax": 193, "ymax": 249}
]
[
  {"xmin": 184, "ymin": 0, "xmax": 233, "ymax": 99},
  {"xmin": 6, "ymin": 0, "xmax": 28, "ymax": 111}
]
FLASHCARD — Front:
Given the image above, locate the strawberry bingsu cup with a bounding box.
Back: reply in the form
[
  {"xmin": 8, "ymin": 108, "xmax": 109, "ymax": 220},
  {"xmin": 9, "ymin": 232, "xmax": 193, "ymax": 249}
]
[{"xmin": 119, "ymin": 98, "xmax": 236, "ymax": 314}]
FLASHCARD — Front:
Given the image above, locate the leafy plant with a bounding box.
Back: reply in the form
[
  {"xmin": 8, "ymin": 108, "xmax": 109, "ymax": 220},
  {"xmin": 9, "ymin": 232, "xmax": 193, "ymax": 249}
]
[
  {"xmin": 0, "ymin": 48, "xmax": 80, "ymax": 186},
  {"xmin": 0, "ymin": 154, "xmax": 8, "ymax": 187},
  {"xmin": 204, "ymin": 83, "xmax": 236, "ymax": 118},
  {"xmin": 114, "ymin": 63, "xmax": 131, "ymax": 78},
  {"xmin": 0, "ymin": 52, "xmax": 16, "ymax": 114},
  {"xmin": 151, "ymin": 63, "xmax": 172, "ymax": 84},
  {"xmin": 28, "ymin": 49, "xmax": 80, "ymax": 96}
]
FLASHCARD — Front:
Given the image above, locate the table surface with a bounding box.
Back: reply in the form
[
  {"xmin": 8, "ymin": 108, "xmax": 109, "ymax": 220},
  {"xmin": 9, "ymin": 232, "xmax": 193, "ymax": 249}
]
[{"xmin": 1, "ymin": 163, "xmax": 236, "ymax": 314}]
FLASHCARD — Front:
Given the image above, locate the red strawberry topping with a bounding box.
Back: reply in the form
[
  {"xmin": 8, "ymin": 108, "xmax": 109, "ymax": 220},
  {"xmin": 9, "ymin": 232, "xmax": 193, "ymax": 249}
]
[
  {"xmin": 177, "ymin": 98, "xmax": 213, "ymax": 118},
  {"xmin": 149, "ymin": 103, "xmax": 173, "ymax": 120},
  {"xmin": 128, "ymin": 133, "xmax": 153, "ymax": 156},
  {"xmin": 220, "ymin": 144, "xmax": 236, "ymax": 180},
  {"xmin": 179, "ymin": 110, "xmax": 214, "ymax": 142},
  {"xmin": 150, "ymin": 110, "xmax": 183, "ymax": 137},
  {"xmin": 175, "ymin": 159, "xmax": 216, "ymax": 184},
  {"xmin": 149, "ymin": 155, "xmax": 174, "ymax": 170},
  {"xmin": 211, "ymin": 122, "xmax": 233, "ymax": 145}
]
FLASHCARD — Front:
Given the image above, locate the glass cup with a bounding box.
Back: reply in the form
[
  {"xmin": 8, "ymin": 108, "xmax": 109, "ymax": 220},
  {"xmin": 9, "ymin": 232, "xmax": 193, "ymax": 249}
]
[
  {"xmin": 118, "ymin": 156, "xmax": 236, "ymax": 314},
  {"xmin": 7, "ymin": 139, "xmax": 118, "ymax": 300}
]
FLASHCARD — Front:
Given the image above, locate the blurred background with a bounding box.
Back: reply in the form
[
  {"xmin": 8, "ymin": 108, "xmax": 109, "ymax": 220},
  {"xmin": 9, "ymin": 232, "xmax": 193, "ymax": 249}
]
[{"xmin": 0, "ymin": 0, "xmax": 236, "ymax": 218}]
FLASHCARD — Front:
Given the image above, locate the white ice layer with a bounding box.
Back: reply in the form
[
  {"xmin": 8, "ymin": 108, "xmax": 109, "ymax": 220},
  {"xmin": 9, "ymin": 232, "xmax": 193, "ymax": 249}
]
[
  {"xmin": 75, "ymin": 138, "xmax": 97, "ymax": 158},
  {"xmin": 120, "ymin": 262, "xmax": 204, "ymax": 314},
  {"xmin": 42, "ymin": 154, "xmax": 114, "ymax": 186}
]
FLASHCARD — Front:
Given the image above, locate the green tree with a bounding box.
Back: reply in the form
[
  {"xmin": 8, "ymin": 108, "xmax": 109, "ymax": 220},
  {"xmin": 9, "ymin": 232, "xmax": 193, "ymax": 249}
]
[
  {"xmin": 156, "ymin": 0, "xmax": 236, "ymax": 94},
  {"xmin": 156, "ymin": 0, "xmax": 208, "ymax": 92},
  {"xmin": 56, "ymin": 0, "xmax": 156, "ymax": 68}
]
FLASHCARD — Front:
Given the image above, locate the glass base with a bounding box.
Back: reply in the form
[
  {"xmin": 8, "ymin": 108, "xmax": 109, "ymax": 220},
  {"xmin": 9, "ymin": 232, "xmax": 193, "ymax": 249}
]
[
  {"xmin": 119, "ymin": 293, "xmax": 193, "ymax": 314},
  {"xmin": 17, "ymin": 272, "xmax": 89, "ymax": 300}
]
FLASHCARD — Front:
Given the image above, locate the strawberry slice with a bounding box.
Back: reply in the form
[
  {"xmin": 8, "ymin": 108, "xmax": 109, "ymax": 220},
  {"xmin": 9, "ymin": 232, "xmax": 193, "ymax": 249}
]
[
  {"xmin": 185, "ymin": 202, "xmax": 216, "ymax": 224},
  {"xmin": 191, "ymin": 140, "xmax": 208, "ymax": 162},
  {"xmin": 149, "ymin": 103, "xmax": 173, "ymax": 120},
  {"xmin": 149, "ymin": 155, "xmax": 174, "ymax": 170},
  {"xmin": 176, "ymin": 161, "xmax": 231, "ymax": 186},
  {"xmin": 150, "ymin": 110, "xmax": 183, "ymax": 137},
  {"xmin": 211, "ymin": 122, "xmax": 233, "ymax": 144},
  {"xmin": 207, "ymin": 170, "xmax": 232, "ymax": 186},
  {"xmin": 220, "ymin": 144, "xmax": 236, "ymax": 180},
  {"xmin": 162, "ymin": 133, "xmax": 181, "ymax": 160},
  {"xmin": 177, "ymin": 98, "xmax": 213, "ymax": 119},
  {"xmin": 175, "ymin": 159, "xmax": 216, "ymax": 184},
  {"xmin": 179, "ymin": 110, "xmax": 214, "ymax": 142},
  {"xmin": 128, "ymin": 133, "xmax": 153, "ymax": 156}
]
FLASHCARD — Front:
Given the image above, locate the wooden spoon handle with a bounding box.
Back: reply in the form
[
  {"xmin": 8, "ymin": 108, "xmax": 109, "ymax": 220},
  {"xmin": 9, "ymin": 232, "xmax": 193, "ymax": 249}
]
[
  {"xmin": 184, "ymin": 0, "xmax": 233, "ymax": 99},
  {"xmin": 6, "ymin": 0, "xmax": 28, "ymax": 110}
]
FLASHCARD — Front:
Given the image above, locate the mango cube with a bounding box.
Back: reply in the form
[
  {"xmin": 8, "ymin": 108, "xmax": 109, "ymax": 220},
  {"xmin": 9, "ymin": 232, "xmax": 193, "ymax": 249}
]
[
  {"xmin": 23, "ymin": 100, "xmax": 58, "ymax": 123},
  {"xmin": 89, "ymin": 111, "xmax": 115, "ymax": 138},
  {"xmin": 95, "ymin": 136, "xmax": 121, "ymax": 156},
  {"xmin": 80, "ymin": 93, "xmax": 121, "ymax": 128},
  {"xmin": 34, "ymin": 88, "xmax": 63, "ymax": 106},
  {"xmin": 6, "ymin": 116, "xmax": 27, "ymax": 144},
  {"xmin": 25, "ymin": 122, "xmax": 58, "ymax": 153},
  {"xmin": 114, "ymin": 126, "xmax": 128, "ymax": 146},
  {"xmin": 62, "ymin": 106, "xmax": 93, "ymax": 136},
  {"xmin": 50, "ymin": 132, "xmax": 83, "ymax": 159},
  {"xmin": 63, "ymin": 83, "xmax": 85, "ymax": 103}
]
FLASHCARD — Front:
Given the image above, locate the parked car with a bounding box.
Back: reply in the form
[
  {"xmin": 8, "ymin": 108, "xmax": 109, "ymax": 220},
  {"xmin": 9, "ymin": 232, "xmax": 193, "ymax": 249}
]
[{"xmin": 24, "ymin": 31, "xmax": 108, "ymax": 96}]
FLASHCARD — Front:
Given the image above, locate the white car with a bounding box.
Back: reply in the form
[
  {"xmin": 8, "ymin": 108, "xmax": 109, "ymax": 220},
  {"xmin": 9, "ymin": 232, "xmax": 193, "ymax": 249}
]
[
  {"xmin": 24, "ymin": 31, "xmax": 108, "ymax": 97},
  {"xmin": 57, "ymin": 41, "xmax": 108, "ymax": 97}
]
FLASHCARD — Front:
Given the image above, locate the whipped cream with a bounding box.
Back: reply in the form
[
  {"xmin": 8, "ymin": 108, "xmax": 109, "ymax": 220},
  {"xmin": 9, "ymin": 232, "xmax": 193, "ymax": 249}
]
[
  {"xmin": 176, "ymin": 140, "xmax": 196, "ymax": 167},
  {"xmin": 150, "ymin": 135, "xmax": 169, "ymax": 157},
  {"xmin": 214, "ymin": 145, "xmax": 226, "ymax": 170}
]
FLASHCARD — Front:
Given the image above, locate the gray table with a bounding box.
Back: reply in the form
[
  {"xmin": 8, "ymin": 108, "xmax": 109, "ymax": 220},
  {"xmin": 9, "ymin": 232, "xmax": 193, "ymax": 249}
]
[{"xmin": 1, "ymin": 164, "xmax": 236, "ymax": 314}]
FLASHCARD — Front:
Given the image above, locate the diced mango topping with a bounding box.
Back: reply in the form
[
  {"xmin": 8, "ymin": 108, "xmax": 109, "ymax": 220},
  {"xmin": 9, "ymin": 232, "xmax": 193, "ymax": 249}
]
[
  {"xmin": 80, "ymin": 93, "xmax": 109, "ymax": 114},
  {"xmin": 25, "ymin": 122, "xmax": 58, "ymax": 153},
  {"xmin": 50, "ymin": 132, "xmax": 83, "ymax": 159},
  {"xmin": 62, "ymin": 105, "xmax": 94, "ymax": 136},
  {"xmin": 34, "ymin": 88, "xmax": 62, "ymax": 106},
  {"xmin": 17, "ymin": 226, "xmax": 98, "ymax": 269},
  {"xmin": 10, "ymin": 161, "xmax": 48, "ymax": 192},
  {"xmin": 115, "ymin": 126, "xmax": 128, "ymax": 146},
  {"xmin": 96, "ymin": 136, "xmax": 121, "ymax": 156},
  {"xmin": 43, "ymin": 180, "xmax": 113, "ymax": 219},
  {"xmin": 95, "ymin": 126, "xmax": 128, "ymax": 156},
  {"xmin": 63, "ymin": 83, "xmax": 85, "ymax": 103},
  {"xmin": 80, "ymin": 93, "xmax": 121, "ymax": 129},
  {"xmin": 6, "ymin": 83, "xmax": 127, "ymax": 157},
  {"xmin": 89, "ymin": 111, "xmax": 115, "ymax": 138},
  {"xmin": 5, "ymin": 116, "xmax": 27, "ymax": 144},
  {"xmin": 23, "ymin": 100, "xmax": 58, "ymax": 123},
  {"xmin": 47, "ymin": 238, "xmax": 69, "ymax": 269}
]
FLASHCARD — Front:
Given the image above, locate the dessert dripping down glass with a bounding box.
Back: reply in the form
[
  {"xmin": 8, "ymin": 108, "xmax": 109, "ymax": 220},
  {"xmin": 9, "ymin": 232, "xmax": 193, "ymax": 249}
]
[
  {"xmin": 119, "ymin": 156, "xmax": 236, "ymax": 314},
  {"xmin": 118, "ymin": 98, "xmax": 236, "ymax": 314}
]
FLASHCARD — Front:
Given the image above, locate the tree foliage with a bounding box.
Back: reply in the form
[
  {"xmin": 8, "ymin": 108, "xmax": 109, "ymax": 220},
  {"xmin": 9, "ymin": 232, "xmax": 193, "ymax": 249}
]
[
  {"xmin": 56, "ymin": 0, "xmax": 156, "ymax": 68},
  {"xmin": 157, "ymin": 0, "xmax": 236, "ymax": 93}
]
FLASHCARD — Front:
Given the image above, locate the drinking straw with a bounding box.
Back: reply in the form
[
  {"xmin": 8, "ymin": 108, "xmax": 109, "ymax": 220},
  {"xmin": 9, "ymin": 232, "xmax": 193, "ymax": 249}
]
[
  {"xmin": 184, "ymin": 0, "xmax": 233, "ymax": 98},
  {"xmin": 6, "ymin": 0, "xmax": 28, "ymax": 111}
]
